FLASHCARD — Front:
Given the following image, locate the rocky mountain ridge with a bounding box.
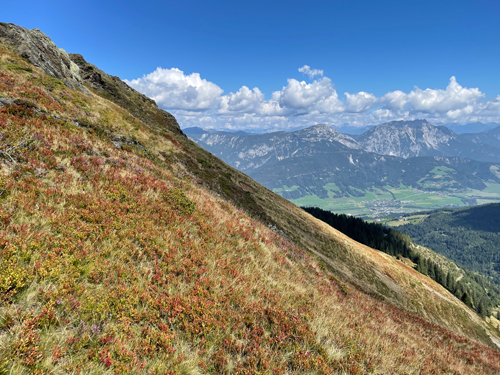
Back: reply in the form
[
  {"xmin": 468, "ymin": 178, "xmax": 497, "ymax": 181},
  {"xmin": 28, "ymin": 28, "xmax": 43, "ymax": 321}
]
[
  {"xmin": 186, "ymin": 121, "xmax": 500, "ymax": 205},
  {"xmin": 69, "ymin": 53, "xmax": 183, "ymax": 135},
  {"xmin": 0, "ymin": 22, "xmax": 85, "ymax": 91},
  {"xmin": 188, "ymin": 119, "xmax": 500, "ymax": 168},
  {"xmin": 356, "ymin": 119, "xmax": 455, "ymax": 158},
  {"xmin": 188, "ymin": 124, "xmax": 360, "ymax": 172},
  {"xmin": 356, "ymin": 119, "xmax": 500, "ymax": 161}
]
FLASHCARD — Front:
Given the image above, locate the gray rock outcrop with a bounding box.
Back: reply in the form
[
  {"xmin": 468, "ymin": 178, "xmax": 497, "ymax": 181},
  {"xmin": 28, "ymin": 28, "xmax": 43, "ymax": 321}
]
[
  {"xmin": 0, "ymin": 22, "xmax": 183, "ymax": 135},
  {"xmin": 0, "ymin": 22, "xmax": 86, "ymax": 91}
]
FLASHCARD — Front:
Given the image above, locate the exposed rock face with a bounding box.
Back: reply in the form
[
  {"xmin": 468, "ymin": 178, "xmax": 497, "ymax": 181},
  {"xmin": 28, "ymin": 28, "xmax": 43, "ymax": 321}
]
[
  {"xmin": 0, "ymin": 97, "xmax": 14, "ymax": 108},
  {"xmin": 357, "ymin": 120, "xmax": 454, "ymax": 158},
  {"xmin": 69, "ymin": 53, "xmax": 183, "ymax": 135},
  {"xmin": 0, "ymin": 22, "xmax": 86, "ymax": 91},
  {"xmin": 356, "ymin": 119, "xmax": 500, "ymax": 162},
  {"xmin": 294, "ymin": 124, "xmax": 361, "ymax": 149},
  {"xmin": 69, "ymin": 53, "xmax": 153, "ymax": 103}
]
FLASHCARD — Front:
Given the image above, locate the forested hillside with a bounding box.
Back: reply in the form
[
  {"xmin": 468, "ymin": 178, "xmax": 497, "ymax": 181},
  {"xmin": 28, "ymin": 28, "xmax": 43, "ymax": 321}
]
[{"xmin": 398, "ymin": 203, "xmax": 500, "ymax": 283}]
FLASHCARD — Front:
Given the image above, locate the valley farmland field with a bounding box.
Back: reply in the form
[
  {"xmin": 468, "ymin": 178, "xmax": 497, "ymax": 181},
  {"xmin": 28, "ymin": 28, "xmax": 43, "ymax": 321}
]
[{"xmin": 287, "ymin": 183, "xmax": 500, "ymax": 219}]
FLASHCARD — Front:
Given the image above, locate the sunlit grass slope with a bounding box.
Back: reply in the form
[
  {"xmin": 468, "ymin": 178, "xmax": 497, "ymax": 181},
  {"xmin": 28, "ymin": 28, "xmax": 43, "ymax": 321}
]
[{"xmin": 0, "ymin": 42, "xmax": 499, "ymax": 374}]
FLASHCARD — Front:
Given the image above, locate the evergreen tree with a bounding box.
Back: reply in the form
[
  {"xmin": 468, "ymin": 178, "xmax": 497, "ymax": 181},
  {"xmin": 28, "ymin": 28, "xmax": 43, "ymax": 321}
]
[
  {"xmin": 428, "ymin": 262, "xmax": 436, "ymax": 280},
  {"xmin": 461, "ymin": 292, "xmax": 474, "ymax": 309},
  {"xmin": 477, "ymin": 299, "xmax": 487, "ymax": 317},
  {"xmin": 435, "ymin": 264, "xmax": 445, "ymax": 285},
  {"xmin": 446, "ymin": 272, "xmax": 456, "ymax": 292},
  {"xmin": 418, "ymin": 258, "xmax": 428, "ymax": 276}
]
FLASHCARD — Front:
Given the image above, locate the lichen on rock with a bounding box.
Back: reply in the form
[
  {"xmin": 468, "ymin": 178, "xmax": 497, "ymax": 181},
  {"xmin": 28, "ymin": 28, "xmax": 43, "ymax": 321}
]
[{"xmin": 0, "ymin": 22, "xmax": 88, "ymax": 92}]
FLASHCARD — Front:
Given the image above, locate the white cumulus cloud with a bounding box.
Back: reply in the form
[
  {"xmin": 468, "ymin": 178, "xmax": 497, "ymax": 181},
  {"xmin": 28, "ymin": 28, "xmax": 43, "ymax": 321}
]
[
  {"xmin": 273, "ymin": 77, "xmax": 344, "ymax": 114},
  {"xmin": 344, "ymin": 92, "xmax": 377, "ymax": 113},
  {"xmin": 380, "ymin": 76, "xmax": 484, "ymax": 116},
  {"xmin": 298, "ymin": 65, "xmax": 324, "ymax": 79},
  {"xmin": 125, "ymin": 66, "xmax": 499, "ymax": 131},
  {"xmin": 479, "ymin": 95, "xmax": 500, "ymax": 115},
  {"xmin": 125, "ymin": 67, "xmax": 223, "ymax": 111},
  {"xmin": 219, "ymin": 86, "xmax": 265, "ymax": 114}
]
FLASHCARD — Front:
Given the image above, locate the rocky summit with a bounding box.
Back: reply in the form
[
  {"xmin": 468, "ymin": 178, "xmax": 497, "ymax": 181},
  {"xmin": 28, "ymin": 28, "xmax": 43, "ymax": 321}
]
[
  {"xmin": 357, "ymin": 119, "xmax": 456, "ymax": 158},
  {"xmin": 0, "ymin": 22, "xmax": 85, "ymax": 91},
  {"xmin": 356, "ymin": 119, "xmax": 500, "ymax": 162}
]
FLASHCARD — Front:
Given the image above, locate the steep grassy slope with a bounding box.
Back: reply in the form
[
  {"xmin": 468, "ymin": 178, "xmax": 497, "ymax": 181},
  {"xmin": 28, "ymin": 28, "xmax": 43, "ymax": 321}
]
[
  {"xmin": 64, "ymin": 50, "xmax": 499, "ymax": 340},
  {"xmin": 0, "ymin": 29, "xmax": 499, "ymax": 374},
  {"xmin": 303, "ymin": 207, "xmax": 500, "ymax": 319}
]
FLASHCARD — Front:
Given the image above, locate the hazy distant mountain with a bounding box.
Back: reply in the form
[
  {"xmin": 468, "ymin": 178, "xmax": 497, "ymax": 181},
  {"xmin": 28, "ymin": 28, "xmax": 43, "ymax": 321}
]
[
  {"xmin": 443, "ymin": 122, "xmax": 500, "ymax": 134},
  {"xmin": 189, "ymin": 120, "xmax": 500, "ymax": 164},
  {"xmin": 461, "ymin": 125, "xmax": 500, "ymax": 149},
  {"xmin": 332, "ymin": 124, "xmax": 375, "ymax": 135},
  {"xmin": 183, "ymin": 126, "xmax": 252, "ymax": 136},
  {"xmin": 356, "ymin": 119, "xmax": 500, "ymax": 162}
]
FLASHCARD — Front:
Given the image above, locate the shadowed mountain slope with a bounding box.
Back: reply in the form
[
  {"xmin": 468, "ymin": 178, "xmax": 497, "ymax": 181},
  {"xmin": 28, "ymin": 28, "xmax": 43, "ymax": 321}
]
[
  {"xmin": 0, "ymin": 23, "xmax": 499, "ymax": 374},
  {"xmin": 462, "ymin": 125, "xmax": 500, "ymax": 150}
]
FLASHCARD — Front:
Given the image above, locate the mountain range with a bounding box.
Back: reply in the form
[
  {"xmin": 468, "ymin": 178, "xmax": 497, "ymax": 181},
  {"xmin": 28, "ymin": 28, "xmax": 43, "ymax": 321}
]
[
  {"xmin": 1, "ymin": 22, "xmax": 500, "ymax": 373},
  {"xmin": 356, "ymin": 119, "xmax": 500, "ymax": 160},
  {"xmin": 333, "ymin": 122, "xmax": 500, "ymax": 136},
  {"xmin": 186, "ymin": 122, "xmax": 500, "ymax": 209},
  {"xmin": 186, "ymin": 119, "xmax": 500, "ymax": 164}
]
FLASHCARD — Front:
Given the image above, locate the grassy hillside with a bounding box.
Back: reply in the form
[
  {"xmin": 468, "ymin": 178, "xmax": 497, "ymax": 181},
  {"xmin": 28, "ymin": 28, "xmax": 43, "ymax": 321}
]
[
  {"xmin": 0, "ymin": 34, "xmax": 500, "ymax": 374},
  {"xmin": 303, "ymin": 207, "xmax": 500, "ymax": 318}
]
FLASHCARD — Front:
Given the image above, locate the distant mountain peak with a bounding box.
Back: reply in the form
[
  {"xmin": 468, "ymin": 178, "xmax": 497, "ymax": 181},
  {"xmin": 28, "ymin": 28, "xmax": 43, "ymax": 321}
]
[
  {"xmin": 300, "ymin": 123, "xmax": 340, "ymax": 134},
  {"xmin": 355, "ymin": 119, "xmax": 500, "ymax": 161},
  {"xmin": 296, "ymin": 124, "xmax": 360, "ymax": 149},
  {"xmin": 382, "ymin": 119, "xmax": 432, "ymax": 128}
]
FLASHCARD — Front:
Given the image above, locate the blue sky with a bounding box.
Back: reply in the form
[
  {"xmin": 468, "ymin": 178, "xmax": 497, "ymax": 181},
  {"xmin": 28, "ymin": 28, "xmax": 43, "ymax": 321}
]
[{"xmin": 3, "ymin": 0, "xmax": 500, "ymax": 131}]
